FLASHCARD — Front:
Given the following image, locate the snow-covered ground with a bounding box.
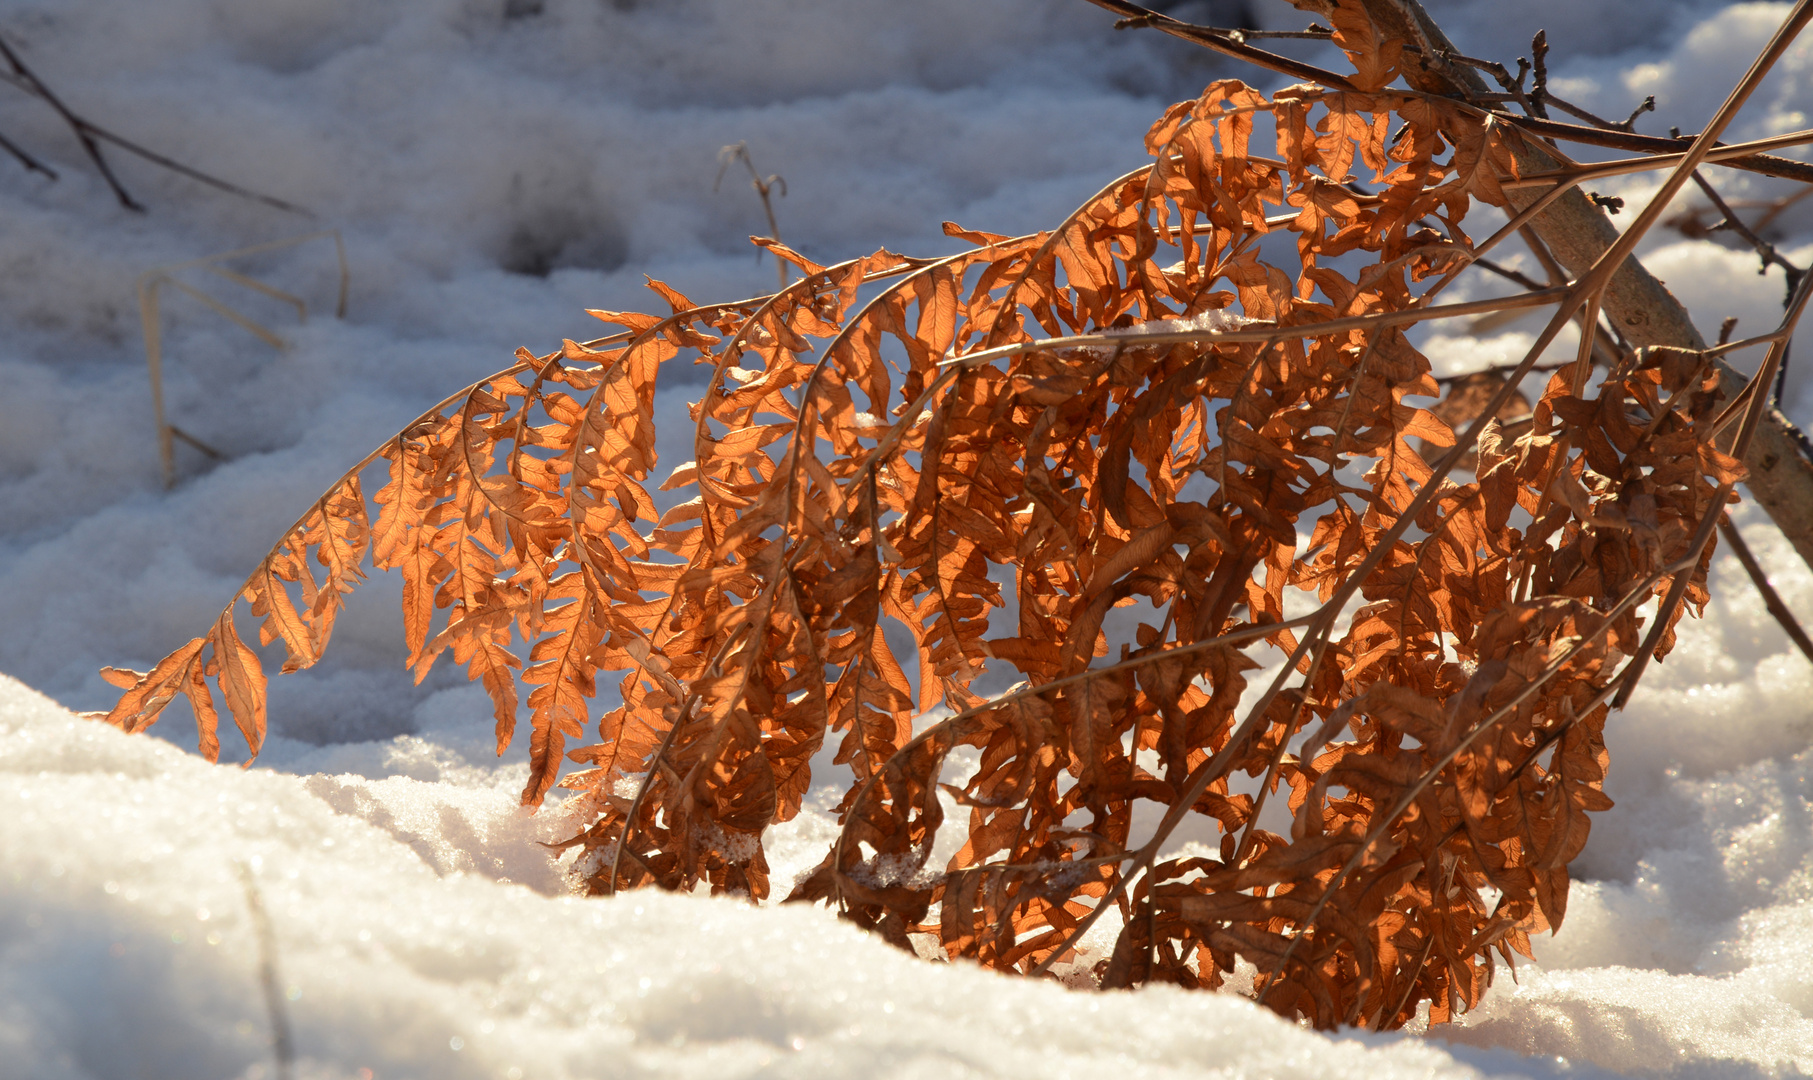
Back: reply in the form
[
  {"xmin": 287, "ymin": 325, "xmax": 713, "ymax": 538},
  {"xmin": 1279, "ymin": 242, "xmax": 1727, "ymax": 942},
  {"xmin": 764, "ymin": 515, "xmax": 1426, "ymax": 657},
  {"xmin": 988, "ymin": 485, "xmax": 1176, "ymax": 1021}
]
[{"xmin": 3, "ymin": 1, "xmax": 1813, "ymax": 1077}]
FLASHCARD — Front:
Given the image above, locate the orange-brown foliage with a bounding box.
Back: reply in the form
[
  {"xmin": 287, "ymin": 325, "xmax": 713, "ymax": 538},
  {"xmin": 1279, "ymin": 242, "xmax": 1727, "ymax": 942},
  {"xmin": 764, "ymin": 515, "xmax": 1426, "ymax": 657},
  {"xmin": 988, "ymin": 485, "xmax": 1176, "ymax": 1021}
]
[{"xmin": 102, "ymin": 4, "xmax": 1772, "ymax": 1031}]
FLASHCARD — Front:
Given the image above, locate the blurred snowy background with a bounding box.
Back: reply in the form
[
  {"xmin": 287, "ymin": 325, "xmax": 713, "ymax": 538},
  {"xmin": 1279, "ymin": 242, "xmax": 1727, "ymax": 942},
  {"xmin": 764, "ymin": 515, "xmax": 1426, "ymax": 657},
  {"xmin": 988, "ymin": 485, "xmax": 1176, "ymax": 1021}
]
[{"xmin": 3, "ymin": 0, "xmax": 1813, "ymax": 1077}]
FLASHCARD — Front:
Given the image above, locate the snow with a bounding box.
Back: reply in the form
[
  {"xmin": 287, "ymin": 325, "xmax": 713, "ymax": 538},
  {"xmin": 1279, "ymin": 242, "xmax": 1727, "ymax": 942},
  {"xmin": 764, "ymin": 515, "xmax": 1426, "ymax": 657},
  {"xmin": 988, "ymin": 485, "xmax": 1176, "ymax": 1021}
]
[
  {"xmin": 2, "ymin": 0, "xmax": 1813, "ymax": 1076},
  {"xmin": 5, "ymin": 677, "xmax": 1580, "ymax": 1080}
]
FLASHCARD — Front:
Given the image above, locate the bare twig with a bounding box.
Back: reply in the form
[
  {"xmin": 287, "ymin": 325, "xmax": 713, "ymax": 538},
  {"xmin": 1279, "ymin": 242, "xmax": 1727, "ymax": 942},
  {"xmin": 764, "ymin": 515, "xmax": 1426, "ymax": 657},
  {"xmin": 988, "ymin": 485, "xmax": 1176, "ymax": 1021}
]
[
  {"xmin": 1751, "ymin": 185, "xmax": 1813, "ymax": 234},
  {"xmin": 1434, "ymin": 357, "xmax": 1574, "ymax": 384},
  {"xmin": 0, "ymin": 32, "xmax": 307, "ymax": 214},
  {"xmin": 1468, "ymin": 253, "xmax": 1549, "ymax": 292},
  {"xmin": 1501, "ymin": 128, "xmax": 1813, "ymax": 194},
  {"xmin": 1721, "ymin": 516, "xmax": 1813, "ymax": 663},
  {"xmin": 1165, "ymin": 25, "xmax": 1333, "ymax": 42},
  {"xmin": 1527, "ymin": 30, "xmax": 1551, "ymax": 120},
  {"xmin": 0, "ymin": 126, "xmax": 55, "ymax": 177},
  {"xmin": 138, "ymin": 230, "xmax": 349, "ymax": 485},
  {"xmin": 1087, "ymin": 0, "xmax": 1362, "ymax": 89},
  {"xmin": 0, "ymin": 32, "xmax": 140, "ymax": 209},
  {"xmin": 167, "ymin": 425, "xmax": 225, "ymax": 461},
  {"xmin": 1511, "ymin": 32, "xmax": 1659, "ymax": 147},
  {"xmin": 1505, "ymin": 116, "xmax": 1813, "ymax": 185},
  {"xmin": 1690, "ymin": 169, "xmax": 1808, "ymax": 306},
  {"xmin": 1773, "ymin": 406, "xmax": 1813, "ymax": 462},
  {"xmin": 716, "ymin": 142, "xmax": 790, "ymax": 290},
  {"xmin": 1535, "ymin": 91, "xmax": 1655, "ymax": 133},
  {"xmin": 235, "ymin": 861, "xmax": 295, "ymax": 1080}
]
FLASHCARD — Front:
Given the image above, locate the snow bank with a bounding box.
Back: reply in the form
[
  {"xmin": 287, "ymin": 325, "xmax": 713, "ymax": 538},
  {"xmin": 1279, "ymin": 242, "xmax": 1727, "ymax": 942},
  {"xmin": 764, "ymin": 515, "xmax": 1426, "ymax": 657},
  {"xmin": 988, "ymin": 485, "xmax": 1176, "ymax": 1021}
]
[{"xmin": 3, "ymin": 676, "xmax": 1567, "ymax": 1080}]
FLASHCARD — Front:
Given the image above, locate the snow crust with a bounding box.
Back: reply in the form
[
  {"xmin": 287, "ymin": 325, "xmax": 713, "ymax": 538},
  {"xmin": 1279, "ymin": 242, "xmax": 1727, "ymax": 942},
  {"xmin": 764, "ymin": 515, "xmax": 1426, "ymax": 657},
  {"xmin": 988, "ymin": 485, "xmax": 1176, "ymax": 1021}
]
[
  {"xmin": 4, "ymin": 675, "xmax": 1600, "ymax": 1080},
  {"xmin": 2, "ymin": 0, "xmax": 1812, "ymax": 1076}
]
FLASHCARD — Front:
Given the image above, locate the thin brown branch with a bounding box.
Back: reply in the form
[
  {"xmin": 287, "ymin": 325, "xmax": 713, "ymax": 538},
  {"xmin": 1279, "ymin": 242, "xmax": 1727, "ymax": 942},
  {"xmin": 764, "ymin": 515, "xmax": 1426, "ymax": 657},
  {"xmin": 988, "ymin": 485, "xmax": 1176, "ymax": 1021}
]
[
  {"xmin": 0, "ymin": 32, "xmax": 308, "ymax": 214},
  {"xmin": 0, "ymin": 32, "xmax": 140, "ymax": 209},
  {"xmin": 716, "ymin": 142, "xmax": 790, "ymax": 290},
  {"xmin": 0, "ymin": 125, "xmax": 56, "ymax": 177},
  {"xmin": 1084, "ymin": 0, "xmax": 1361, "ymax": 90},
  {"xmin": 1527, "ymin": 30, "xmax": 1552, "ymax": 120},
  {"xmin": 947, "ymin": 286, "xmax": 1570, "ymax": 371},
  {"xmin": 1496, "ymin": 114, "xmax": 1813, "ymax": 185},
  {"xmin": 1720, "ymin": 517, "xmax": 1813, "ymax": 664},
  {"xmin": 166, "ymin": 424, "xmax": 225, "ymax": 461},
  {"xmin": 1690, "ymin": 169, "xmax": 1807, "ymax": 303}
]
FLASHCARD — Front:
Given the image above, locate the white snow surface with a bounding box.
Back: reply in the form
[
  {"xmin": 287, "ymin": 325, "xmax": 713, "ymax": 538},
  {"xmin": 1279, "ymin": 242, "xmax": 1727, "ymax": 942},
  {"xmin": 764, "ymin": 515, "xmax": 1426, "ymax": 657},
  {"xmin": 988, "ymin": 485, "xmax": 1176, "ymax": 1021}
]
[{"xmin": 4, "ymin": 0, "xmax": 1813, "ymax": 1077}]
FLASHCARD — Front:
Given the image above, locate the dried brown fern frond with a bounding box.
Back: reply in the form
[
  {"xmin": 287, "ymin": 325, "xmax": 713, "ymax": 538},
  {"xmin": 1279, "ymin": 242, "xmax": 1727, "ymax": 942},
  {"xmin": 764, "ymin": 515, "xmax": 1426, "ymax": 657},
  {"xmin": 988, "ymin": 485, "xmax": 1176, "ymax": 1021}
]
[{"xmin": 102, "ymin": 0, "xmax": 1813, "ymax": 1032}]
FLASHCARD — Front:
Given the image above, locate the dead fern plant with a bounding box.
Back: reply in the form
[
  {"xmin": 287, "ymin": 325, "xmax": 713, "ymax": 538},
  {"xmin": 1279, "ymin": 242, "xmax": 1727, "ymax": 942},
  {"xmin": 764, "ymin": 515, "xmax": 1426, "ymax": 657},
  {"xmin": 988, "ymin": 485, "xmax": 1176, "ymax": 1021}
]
[{"xmin": 99, "ymin": 0, "xmax": 1813, "ymax": 1031}]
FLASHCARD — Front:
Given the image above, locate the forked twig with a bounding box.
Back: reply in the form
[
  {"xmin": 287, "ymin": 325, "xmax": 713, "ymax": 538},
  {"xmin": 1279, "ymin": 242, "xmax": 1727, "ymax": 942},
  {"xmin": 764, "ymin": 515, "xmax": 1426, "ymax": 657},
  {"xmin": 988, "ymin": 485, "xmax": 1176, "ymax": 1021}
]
[
  {"xmin": 139, "ymin": 230, "xmax": 350, "ymax": 485},
  {"xmin": 0, "ymin": 32, "xmax": 307, "ymax": 214},
  {"xmin": 0, "ymin": 32, "xmax": 139, "ymax": 209},
  {"xmin": 1689, "ymin": 169, "xmax": 1807, "ymax": 308},
  {"xmin": 716, "ymin": 142, "xmax": 790, "ymax": 290}
]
